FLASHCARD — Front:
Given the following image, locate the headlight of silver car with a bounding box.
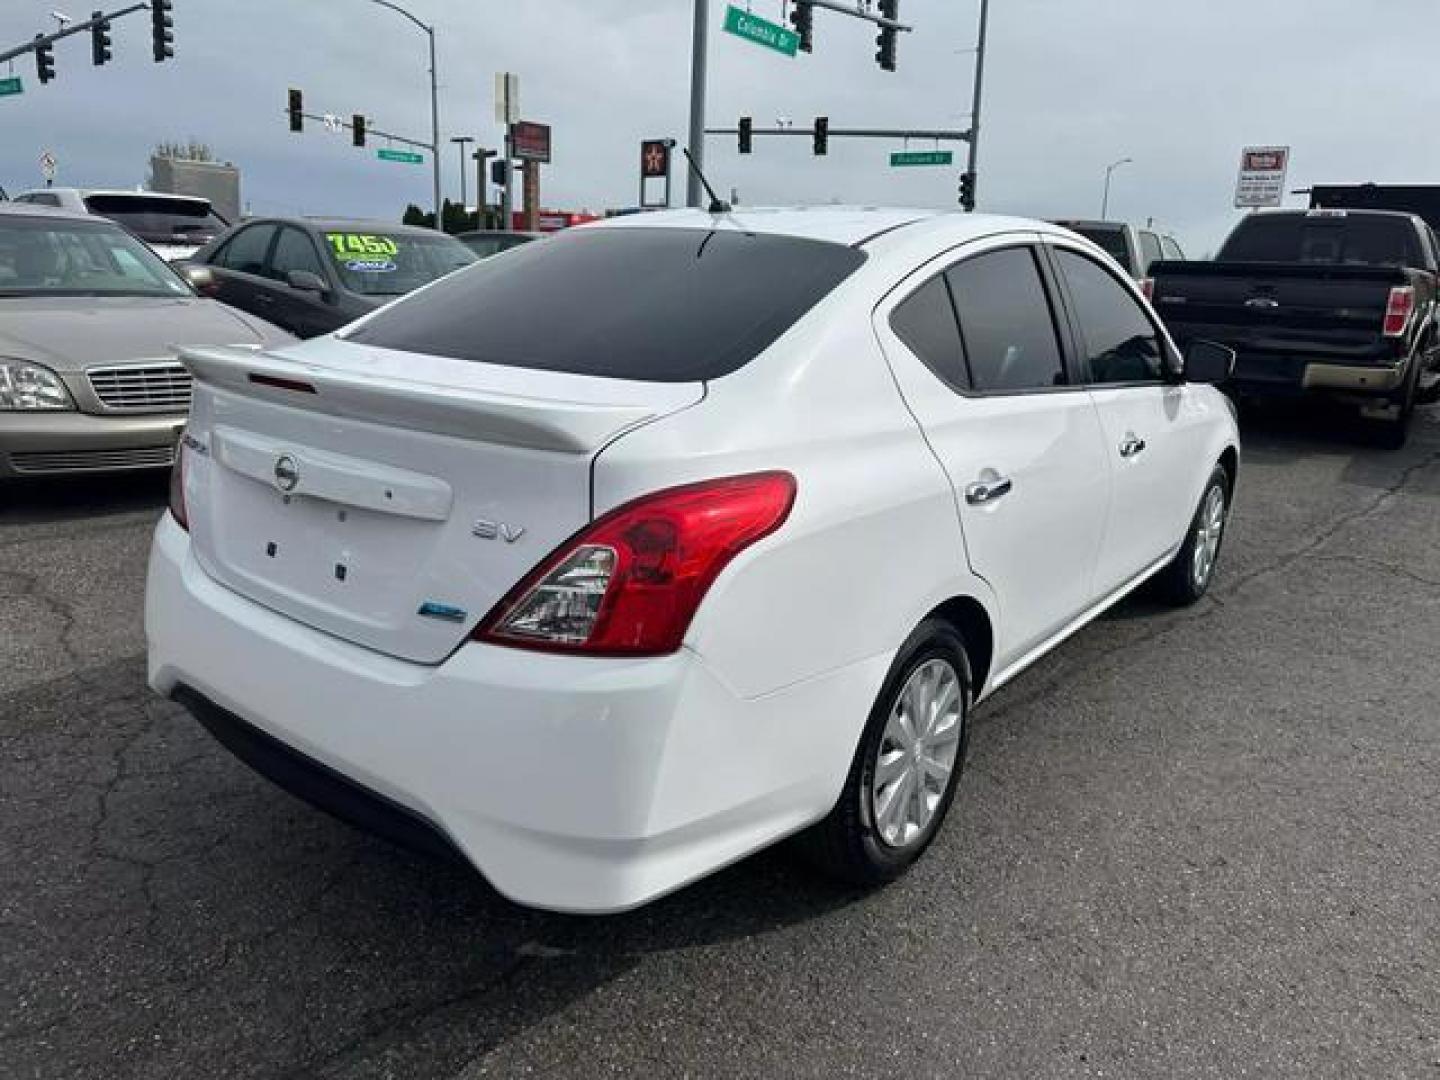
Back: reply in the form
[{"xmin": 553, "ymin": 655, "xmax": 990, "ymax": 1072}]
[{"xmin": 0, "ymin": 360, "xmax": 75, "ymax": 411}]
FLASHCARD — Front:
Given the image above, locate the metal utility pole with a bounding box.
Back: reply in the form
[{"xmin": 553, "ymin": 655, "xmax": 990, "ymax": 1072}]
[
  {"xmin": 1101, "ymin": 157, "xmax": 1132, "ymax": 219},
  {"xmin": 965, "ymin": 0, "xmax": 990, "ymax": 211},
  {"xmin": 369, "ymin": 0, "xmax": 441, "ymax": 229},
  {"xmin": 686, "ymin": 0, "xmax": 709, "ymax": 208},
  {"xmin": 451, "ymin": 135, "xmax": 474, "ymax": 215}
]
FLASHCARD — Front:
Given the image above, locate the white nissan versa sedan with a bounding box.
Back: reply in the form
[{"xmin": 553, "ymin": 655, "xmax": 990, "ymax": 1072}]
[{"xmin": 146, "ymin": 207, "xmax": 1240, "ymax": 913}]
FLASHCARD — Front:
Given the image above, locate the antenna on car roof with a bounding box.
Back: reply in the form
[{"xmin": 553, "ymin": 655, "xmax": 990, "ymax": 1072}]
[{"xmin": 681, "ymin": 148, "xmax": 732, "ymax": 215}]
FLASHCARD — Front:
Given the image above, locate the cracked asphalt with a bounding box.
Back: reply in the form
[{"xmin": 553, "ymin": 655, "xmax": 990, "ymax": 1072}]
[{"xmin": 3, "ymin": 401, "xmax": 1439, "ymax": 1079}]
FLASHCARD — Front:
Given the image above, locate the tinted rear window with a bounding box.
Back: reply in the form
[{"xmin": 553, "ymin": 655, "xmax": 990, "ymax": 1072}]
[
  {"xmin": 1219, "ymin": 213, "xmax": 1421, "ymax": 267},
  {"xmin": 84, "ymin": 194, "xmax": 228, "ymax": 240},
  {"xmin": 345, "ymin": 228, "xmax": 867, "ymax": 382},
  {"xmin": 1063, "ymin": 225, "xmax": 1131, "ymax": 268}
]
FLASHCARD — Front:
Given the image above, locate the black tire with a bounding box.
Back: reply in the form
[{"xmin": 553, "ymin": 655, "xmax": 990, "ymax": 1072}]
[
  {"xmin": 1156, "ymin": 463, "xmax": 1231, "ymax": 606},
  {"xmin": 796, "ymin": 619, "xmax": 972, "ymax": 886}
]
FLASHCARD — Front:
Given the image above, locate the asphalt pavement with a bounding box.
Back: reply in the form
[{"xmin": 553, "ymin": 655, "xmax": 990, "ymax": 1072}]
[{"xmin": 3, "ymin": 401, "xmax": 1439, "ymax": 1079}]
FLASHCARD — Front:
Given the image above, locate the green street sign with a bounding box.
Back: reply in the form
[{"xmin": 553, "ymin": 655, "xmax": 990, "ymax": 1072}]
[
  {"xmin": 722, "ymin": 4, "xmax": 799, "ymax": 57},
  {"xmin": 891, "ymin": 150, "xmax": 954, "ymax": 168},
  {"xmin": 377, "ymin": 148, "xmax": 424, "ymax": 165},
  {"xmin": 0, "ymin": 76, "xmax": 24, "ymax": 98}
]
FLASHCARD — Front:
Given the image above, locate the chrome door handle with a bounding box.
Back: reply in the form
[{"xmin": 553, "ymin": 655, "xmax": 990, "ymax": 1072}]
[
  {"xmin": 965, "ymin": 477, "xmax": 1013, "ymax": 505},
  {"xmin": 1119, "ymin": 434, "xmax": 1147, "ymax": 458}
]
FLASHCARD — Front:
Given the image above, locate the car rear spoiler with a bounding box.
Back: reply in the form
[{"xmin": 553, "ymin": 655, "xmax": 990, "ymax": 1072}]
[{"xmin": 179, "ymin": 345, "xmax": 667, "ymax": 455}]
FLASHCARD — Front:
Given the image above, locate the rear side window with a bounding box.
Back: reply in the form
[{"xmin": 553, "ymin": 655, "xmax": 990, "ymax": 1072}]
[
  {"xmin": 890, "ymin": 275, "xmax": 968, "ymax": 391},
  {"xmin": 346, "ymin": 228, "xmax": 867, "ymax": 382},
  {"xmin": 1219, "ymin": 213, "xmax": 1421, "ymax": 267},
  {"xmin": 1138, "ymin": 231, "xmax": 1163, "ymax": 274},
  {"xmin": 213, "ymin": 224, "xmax": 275, "ymax": 275},
  {"xmin": 1054, "ymin": 250, "xmax": 1165, "ymax": 384},
  {"xmin": 945, "ymin": 247, "xmax": 1066, "ymax": 393}
]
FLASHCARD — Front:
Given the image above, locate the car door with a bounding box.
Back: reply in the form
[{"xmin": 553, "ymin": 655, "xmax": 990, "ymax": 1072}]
[
  {"xmin": 1045, "ymin": 240, "xmax": 1211, "ymax": 594},
  {"xmin": 204, "ymin": 223, "xmax": 279, "ymax": 320},
  {"xmin": 876, "ymin": 237, "xmax": 1113, "ymax": 669},
  {"xmin": 264, "ymin": 226, "xmax": 340, "ymax": 338}
]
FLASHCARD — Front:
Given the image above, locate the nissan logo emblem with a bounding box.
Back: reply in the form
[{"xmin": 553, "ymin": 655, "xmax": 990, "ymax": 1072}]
[{"xmin": 273, "ymin": 454, "xmax": 300, "ymax": 492}]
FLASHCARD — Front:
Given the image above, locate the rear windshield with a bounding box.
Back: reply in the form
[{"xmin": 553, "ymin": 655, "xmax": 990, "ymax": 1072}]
[
  {"xmin": 1058, "ymin": 224, "xmax": 1130, "ymax": 267},
  {"xmin": 344, "ymin": 227, "xmax": 868, "ymax": 382},
  {"xmin": 84, "ymin": 194, "xmax": 228, "ymax": 241},
  {"xmin": 1219, "ymin": 213, "xmax": 1421, "ymax": 267}
]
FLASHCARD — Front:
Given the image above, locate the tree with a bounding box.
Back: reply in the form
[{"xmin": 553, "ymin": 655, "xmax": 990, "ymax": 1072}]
[{"xmin": 401, "ymin": 203, "xmax": 433, "ymax": 228}]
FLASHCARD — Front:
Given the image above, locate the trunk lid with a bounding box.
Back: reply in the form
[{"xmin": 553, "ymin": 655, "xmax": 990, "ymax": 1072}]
[{"xmin": 179, "ymin": 340, "xmax": 703, "ymax": 663}]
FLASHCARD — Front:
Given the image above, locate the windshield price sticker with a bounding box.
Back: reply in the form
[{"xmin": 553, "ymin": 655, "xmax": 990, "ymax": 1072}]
[{"xmin": 326, "ymin": 234, "xmax": 401, "ymax": 273}]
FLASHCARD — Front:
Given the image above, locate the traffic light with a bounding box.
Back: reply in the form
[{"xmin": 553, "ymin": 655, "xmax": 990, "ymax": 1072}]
[
  {"xmin": 490, "ymin": 159, "xmax": 509, "ymax": 187},
  {"xmin": 875, "ymin": 0, "xmax": 898, "ymax": 72},
  {"xmin": 959, "ymin": 170, "xmax": 976, "ymax": 212},
  {"xmin": 287, "ymin": 88, "xmax": 303, "ymax": 133},
  {"xmin": 738, "ymin": 117, "xmax": 753, "ymax": 155},
  {"xmin": 151, "ymin": 0, "xmax": 174, "ymax": 62},
  {"xmin": 34, "ymin": 36, "xmax": 55, "ymax": 85},
  {"xmin": 789, "ymin": 1, "xmax": 813, "ymax": 53},
  {"xmin": 352, "ymin": 114, "xmax": 366, "ymax": 148},
  {"xmin": 813, "ymin": 116, "xmax": 829, "ymax": 157},
  {"xmin": 91, "ymin": 12, "xmax": 112, "ymax": 66}
]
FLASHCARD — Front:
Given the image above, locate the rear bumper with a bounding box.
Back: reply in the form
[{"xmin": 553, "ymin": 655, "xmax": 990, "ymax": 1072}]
[
  {"xmin": 1229, "ymin": 354, "xmax": 1408, "ymax": 398},
  {"xmin": 0, "ymin": 410, "xmax": 185, "ymax": 477},
  {"xmin": 145, "ymin": 515, "xmax": 883, "ymax": 913}
]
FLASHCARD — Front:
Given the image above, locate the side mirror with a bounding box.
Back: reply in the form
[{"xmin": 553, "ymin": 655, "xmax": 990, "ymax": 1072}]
[
  {"xmin": 1183, "ymin": 340, "xmax": 1236, "ymax": 384},
  {"xmin": 180, "ymin": 264, "xmax": 217, "ymax": 295},
  {"xmin": 286, "ymin": 269, "xmax": 328, "ymax": 294}
]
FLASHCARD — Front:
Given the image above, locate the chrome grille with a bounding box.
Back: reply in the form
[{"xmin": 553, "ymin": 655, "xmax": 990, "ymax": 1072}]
[
  {"xmin": 10, "ymin": 445, "xmax": 175, "ymax": 474},
  {"xmin": 87, "ymin": 362, "xmax": 193, "ymax": 412}
]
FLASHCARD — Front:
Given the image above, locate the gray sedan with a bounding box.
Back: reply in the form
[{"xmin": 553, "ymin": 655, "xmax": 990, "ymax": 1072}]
[{"xmin": 0, "ymin": 202, "xmax": 293, "ymax": 478}]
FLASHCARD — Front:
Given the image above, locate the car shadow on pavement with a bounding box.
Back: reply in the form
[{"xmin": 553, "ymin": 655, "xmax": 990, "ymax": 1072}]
[
  {"xmin": 1, "ymin": 655, "xmax": 871, "ymax": 1080},
  {"xmin": 0, "ymin": 470, "xmax": 169, "ymax": 527}
]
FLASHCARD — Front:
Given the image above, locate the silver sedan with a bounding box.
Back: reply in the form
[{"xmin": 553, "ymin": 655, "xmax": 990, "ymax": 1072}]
[{"xmin": 0, "ymin": 202, "xmax": 293, "ymax": 478}]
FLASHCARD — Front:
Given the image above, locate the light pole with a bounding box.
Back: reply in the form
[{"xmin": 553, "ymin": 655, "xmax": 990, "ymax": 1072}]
[
  {"xmin": 1101, "ymin": 157, "xmax": 1132, "ymax": 220},
  {"xmin": 686, "ymin": 0, "xmax": 709, "ymax": 209},
  {"xmin": 369, "ymin": 0, "xmax": 441, "ymax": 229},
  {"xmin": 965, "ymin": 0, "xmax": 990, "ymax": 211},
  {"xmin": 451, "ymin": 136, "xmax": 474, "ymax": 221}
]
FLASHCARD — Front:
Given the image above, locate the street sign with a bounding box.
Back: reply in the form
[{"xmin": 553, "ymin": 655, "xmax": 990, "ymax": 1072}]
[
  {"xmin": 510, "ymin": 121, "xmax": 551, "ymax": 164},
  {"xmin": 0, "ymin": 76, "xmax": 23, "ymax": 98},
  {"xmin": 1235, "ymin": 146, "xmax": 1290, "ymax": 208},
  {"xmin": 891, "ymin": 150, "xmax": 953, "ymax": 167},
  {"xmin": 377, "ymin": 148, "xmax": 424, "ymax": 165},
  {"xmin": 322, "ymin": 113, "xmax": 343, "ymax": 134},
  {"xmin": 722, "ymin": 4, "xmax": 800, "ymax": 57},
  {"xmin": 39, "ymin": 150, "xmax": 56, "ymax": 181}
]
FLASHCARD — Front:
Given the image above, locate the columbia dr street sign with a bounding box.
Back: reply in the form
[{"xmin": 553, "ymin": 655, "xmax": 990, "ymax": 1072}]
[
  {"xmin": 0, "ymin": 76, "xmax": 23, "ymax": 97},
  {"xmin": 722, "ymin": 4, "xmax": 800, "ymax": 57},
  {"xmin": 891, "ymin": 150, "xmax": 954, "ymax": 167},
  {"xmin": 377, "ymin": 148, "xmax": 424, "ymax": 165}
]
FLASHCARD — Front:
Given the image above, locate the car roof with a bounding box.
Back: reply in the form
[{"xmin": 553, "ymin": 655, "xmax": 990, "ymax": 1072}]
[
  {"xmin": 584, "ymin": 206, "xmax": 952, "ymax": 247},
  {"xmin": 0, "ymin": 200, "xmax": 96, "ymax": 222},
  {"xmin": 246, "ymin": 217, "xmax": 450, "ymax": 237},
  {"xmin": 14, "ymin": 187, "xmax": 211, "ymax": 204}
]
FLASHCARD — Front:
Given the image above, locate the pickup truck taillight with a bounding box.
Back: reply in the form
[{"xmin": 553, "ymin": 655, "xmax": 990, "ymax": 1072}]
[
  {"xmin": 1383, "ymin": 286, "xmax": 1415, "ymax": 337},
  {"xmin": 475, "ymin": 472, "xmax": 796, "ymax": 656}
]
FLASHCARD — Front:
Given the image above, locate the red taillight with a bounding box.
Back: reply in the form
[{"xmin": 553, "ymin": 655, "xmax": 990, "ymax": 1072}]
[
  {"xmin": 168, "ymin": 438, "xmax": 189, "ymax": 531},
  {"xmin": 1139, "ymin": 278, "xmax": 1155, "ymax": 301},
  {"xmin": 1383, "ymin": 286, "xmax": 1415, "ymax": 337},
  {"xmin": 475, "ymin": 472, "xmax": 797, "ymax": 656}
]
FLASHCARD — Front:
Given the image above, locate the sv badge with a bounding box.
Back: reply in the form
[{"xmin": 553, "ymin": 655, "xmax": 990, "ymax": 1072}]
[{"xmin": 472, "ymin": 519, "xmax": 526, "ymax": 544}]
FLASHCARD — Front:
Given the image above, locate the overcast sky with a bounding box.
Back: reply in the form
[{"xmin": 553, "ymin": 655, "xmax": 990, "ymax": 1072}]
[{"xmin": 3, "ymin": 0, "xmax": 1438, "ymax": 252}]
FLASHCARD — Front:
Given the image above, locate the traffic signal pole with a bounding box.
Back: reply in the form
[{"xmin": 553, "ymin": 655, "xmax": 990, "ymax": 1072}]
[
  {"xmin": 369, "ymin": 0, "xmax": 442, "ymax": 230},
  {"xmin": 686, "ymin": 0, "xmax": 709, "ymax": 209},
  {"xmin": 964, "ymin": 0, "xmax": 991, "ymax": 211},
  {"xmin": 0, "ymin": 2, "xmax": 146, "ymax": 65}
]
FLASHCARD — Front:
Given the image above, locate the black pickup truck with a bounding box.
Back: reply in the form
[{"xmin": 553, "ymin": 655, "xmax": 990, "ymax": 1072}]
[{"xmin": 1151, "ymin": 209, "xmax": 1440, "ymax": 442}]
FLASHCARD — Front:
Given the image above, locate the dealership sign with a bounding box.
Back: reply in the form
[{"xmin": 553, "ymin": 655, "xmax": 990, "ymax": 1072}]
[
  {"xmin": 510, "ymin": 121, "xmax": 552, "ymax": 164},
  {"xmin": 1234, "ymin": 146, "xmax": 1291, "ymax": 208}
]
